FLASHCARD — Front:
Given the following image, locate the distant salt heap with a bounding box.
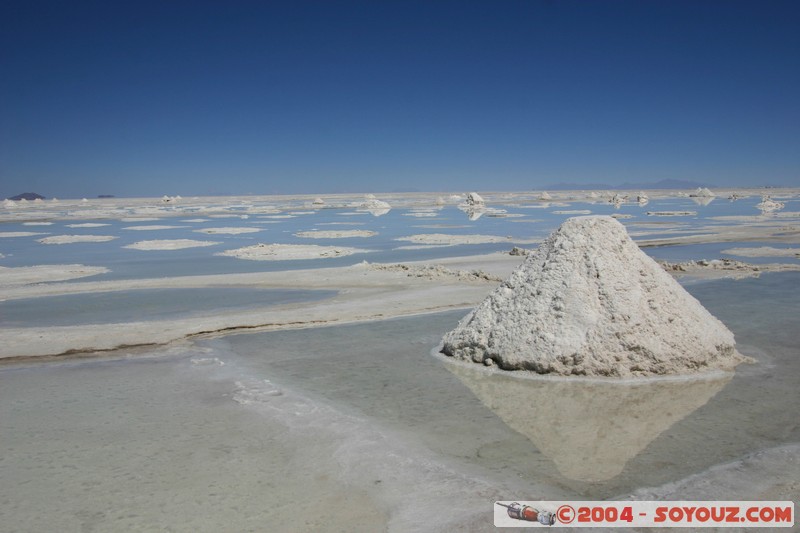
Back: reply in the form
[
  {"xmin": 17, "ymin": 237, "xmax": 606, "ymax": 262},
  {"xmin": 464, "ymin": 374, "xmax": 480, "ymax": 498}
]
[
  {"xmin": 465, "ymin": 192, "xmax": 485, "ymax": 206},
  {"xmin": 756, "ymin": 195, "xmax": 784, "ymax": 213},
  {"xmin": 441, "ymin": 216, "xmax": 745, "ymax": 377},
  {"xmin": 689, "ymin": 187, "xmax": 715, "ymax": 198}
]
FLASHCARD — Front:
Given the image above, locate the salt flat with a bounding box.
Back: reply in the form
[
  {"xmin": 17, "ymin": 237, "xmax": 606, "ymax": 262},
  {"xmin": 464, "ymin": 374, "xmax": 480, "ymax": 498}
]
[{"xmin": 1, "ymin": 189, "xmax": 798, "ymax": 531}]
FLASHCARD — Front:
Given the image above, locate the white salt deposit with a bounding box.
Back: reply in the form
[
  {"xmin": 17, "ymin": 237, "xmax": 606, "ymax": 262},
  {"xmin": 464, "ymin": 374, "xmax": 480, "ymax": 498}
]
[
  {"xmin": 66, "ymin": 223, "xmax": 111, "ymax": 228},
  {"xmin": 647, "ymin": 211, "xmax": 697, "ymax": 217},
  {"xmin": 294, "ymin": 230, "xmax": 377, "ymax": 239},
  {"xmin": 123, "ymin": 239, "xmax": 222, "ymax": 250},
  {"xmin": 217, "ymin": 243, "xmax": 369, "ymax": 261},
  {"xmin": 756, "ymin": 195, "xmax": 785, "ymax": 213},
  {"xmin": 37, "ymin": 235, "xmax": 118, "ymax": 244},
  {"xmin": 690, "ymin": 187, "xmax": 716, "ymax": 197},
  {"xmin": 123, "ymin": 225, "xmax": 188, "ymax": 231},
  {"xmin": 395, "ymin": 233, "xmax": 514, "ymax": 246},
  {"xmin": 0, "ymin": 264, "xmax": 110, "ymax": 287},
  {"xmin": 195, "ymin": 227, "xmax": 262, "ymax": 234},
  {"xmin": 441, "ymin": 216, "xmax": 746, "ymax": 377},
  {"xmin": 722, "ymin": 246, "xmax": 800, "ymax": 258},
  {"xmin": 0, "ymin": 231, "xmax": 48, "ymax": 238},
  {"xmin": 465, "ymin": 192, "xmax": 485, "ymax": 206}
]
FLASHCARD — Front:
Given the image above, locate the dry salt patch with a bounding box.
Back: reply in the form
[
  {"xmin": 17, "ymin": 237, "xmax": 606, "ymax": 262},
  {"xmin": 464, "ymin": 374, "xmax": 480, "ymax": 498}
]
[
  {"xmin": 441, "ymin": 216, "xmax": 747, "ymax": 377},
  {"xmin": 647, "ymin": 211, "xmax": 697, "ymax": 217},
  {"xmin": 611, "ymin": 213, "xmax": 634, "ymax": 219},
  {"xmin": 194, "ymin": 227, "xmax": 262, "ymax": 235},
  {"xmin": 0, "ymin": 231, "xmax": 48, "ymax": 237},
  {"xmin": 395, "ymin": 233, "xmax": 519, "ymax": 246},
  {"xmin": 403, "ymin": 211, "xmax": 439, "ymax": 218},
  {"xmin": 181, "ymin": 218, "xmax": 211, "ymax": 223},
  {"xmin": 123, "ymin": 225, "xmax": 189, "ymax": 231},
  {"xmin": 37, "ymin": 235, "xmax": 118, "ymax": 244},
  {"xmin": 0, "ymin": 264, "xmax": 109, "ymax": 287},
  {"xmin": 124, "ymin": 239, "xmax": 222, "ymax": 251},
  {"xmin": 22, "ymin": 222, "xmax": 53, "ymax": 226},
  {"xmin": 552, "ymin": 210, "xmax": 592, "ymax": 215},
  {"xmin": 258, "ymin": 214, "xmax": 296, "ymax": 219},
  {"xmin": 294, "ymin": 230, "xmax": 377, "ymax": 239},
  {"xmin": 288, "ymin": 211, "xmax": 315, "ymax": 216},
  {"xmin": 217, "ymin": 243, "xmax": 369, "ymax": 261},
  {"xmin": 66, "ymin": 223, "xmax": 111, "ymax": 228},
  {"xmin": 722, "ymin": 246, "xmax": 800, "ymax": 258}
]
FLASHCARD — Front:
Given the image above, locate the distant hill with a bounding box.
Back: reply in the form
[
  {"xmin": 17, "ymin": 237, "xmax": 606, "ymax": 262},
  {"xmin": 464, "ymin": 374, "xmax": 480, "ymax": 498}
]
[
  {"xmin": 543, "ymin": 179, "xmax": 706, "ymax": 191},
  {"xmin": 8, "ymin": 192, "xmax": 45, "ymax": 200}
]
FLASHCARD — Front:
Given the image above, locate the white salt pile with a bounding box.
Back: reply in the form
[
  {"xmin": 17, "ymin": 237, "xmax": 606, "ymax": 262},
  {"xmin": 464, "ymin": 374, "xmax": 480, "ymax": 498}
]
[
  {"xmin": 441, "ymin": 216, "xmax": 746, "ymax": 377},
  {"xmin": 756, "ymin": 195, "xmax": 784, "ymax": 213},
  {"xmin": 690, "ymin": 187, "xmax": 715, "ymax": 198},
  {"xmin": 465, "ymin": 192, "xmax": 485, "ymax": 206}
]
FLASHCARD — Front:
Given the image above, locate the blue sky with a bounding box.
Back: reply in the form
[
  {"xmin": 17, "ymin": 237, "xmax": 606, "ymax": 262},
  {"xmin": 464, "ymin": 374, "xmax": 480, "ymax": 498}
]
[{"xmin": 1, "ymin": 0, "xmax": 798, "ymax": 198}]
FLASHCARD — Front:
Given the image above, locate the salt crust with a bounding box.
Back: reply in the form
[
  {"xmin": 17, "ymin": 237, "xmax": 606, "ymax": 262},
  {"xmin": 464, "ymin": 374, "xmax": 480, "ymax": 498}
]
[
  {"xmin": 123, "ymin": 239, "xmax": 221, "ymax": 250},
  {"xmin": 441, "ymin": 216, "xmax": 746, "ymax": 377},
  {"xmin": 294, "ymin": 230, "xmax": 377, "ymax": 239},
  {"xmin": 722, "ymin": 246, "xmax": 799, "ymax": 258},
  {"xmin": 395, "ymin": 233, "xmax": 515, "ymax": 245},
  {"xmin": 0, "ymin": 264, "xmax": 110, "ymax": 287},
  {"xmin": 217, "ymin": 243, "xmax": 369, "ymax": 261},
  {"xmin": 122, "ymin": 225, "xmax": 188, "ymax": 231},
  {"xmin": 37, "ymin": 235, "xmax": 118, "ymax": 244},
  {"xmin": 0, "ymin": 231, "xmax": 48, "ymax": 237},
  {"xmin": 194, "ymin": 227, "xmax": 261, "ymax": 234}
]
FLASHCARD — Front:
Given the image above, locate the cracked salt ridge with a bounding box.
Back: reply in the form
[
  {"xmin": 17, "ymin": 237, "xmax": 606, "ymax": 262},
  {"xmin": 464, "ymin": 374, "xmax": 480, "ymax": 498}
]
[{"xmin": 441, "ymin": 216, "xmax": 748, "ymax": 377}]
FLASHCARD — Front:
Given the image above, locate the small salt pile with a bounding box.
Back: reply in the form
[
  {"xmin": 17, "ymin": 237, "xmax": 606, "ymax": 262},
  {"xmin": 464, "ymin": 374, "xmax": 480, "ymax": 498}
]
[{"xmin": 441, "ymin": 216, "xmax": 746, "ymax": 377}]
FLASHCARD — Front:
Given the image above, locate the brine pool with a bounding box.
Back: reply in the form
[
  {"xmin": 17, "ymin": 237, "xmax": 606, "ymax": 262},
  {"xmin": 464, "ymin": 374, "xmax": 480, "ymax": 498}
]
[{"xmin": 1, "ymin": 272, "xmax": 798, "ymax": 532}]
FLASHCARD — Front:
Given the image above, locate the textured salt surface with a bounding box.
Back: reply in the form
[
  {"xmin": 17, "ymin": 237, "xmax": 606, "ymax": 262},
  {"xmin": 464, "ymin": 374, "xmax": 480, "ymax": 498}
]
[
  {"xmin": 442, "ymin": 216, "xmax": 745, "ymax": 376},
  {"xmin": 37, "ymin": 235, "xmax": 118, "ymax": 244},
  {"xmin": 124, "ymin": 239, "xmax": 222, "ymax": 250},
  {"xmin": 722, "ymin": 246, "xmax": 800, "ymax": 258},
  {"xmin": 294, "ymin": 230, "xmax": 377, "ymax": 239},
  {"xmin": 217, "ymin": 243, "xmax": 370, "ymax": 260}
]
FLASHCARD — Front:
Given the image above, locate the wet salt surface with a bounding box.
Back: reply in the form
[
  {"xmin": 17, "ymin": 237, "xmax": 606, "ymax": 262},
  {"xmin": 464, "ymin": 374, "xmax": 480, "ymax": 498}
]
[
  {"xmin": 0, "ymin": 288, "xmax": 335, "ymax": 328},
  {"xmin": 210, "ymin": 274, "xmax": 800, "ymax": 499},
  {"xmin": 0, "ymin": 278, "xmax": 797, "ymax": 531},
  {"xmin": 0, "ymin": 355, "xmax": 388, "ymax": 532}
]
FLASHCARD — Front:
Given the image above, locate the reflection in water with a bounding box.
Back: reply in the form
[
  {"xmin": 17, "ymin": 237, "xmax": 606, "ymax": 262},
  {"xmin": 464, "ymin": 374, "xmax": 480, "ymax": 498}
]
[
  {"xmin": 442, "ymin": 357, "xmax": 730, "ymax": 482},
  {"xmin": 458, "ymin": 206, "xmax": 485, "ymax": 220}
]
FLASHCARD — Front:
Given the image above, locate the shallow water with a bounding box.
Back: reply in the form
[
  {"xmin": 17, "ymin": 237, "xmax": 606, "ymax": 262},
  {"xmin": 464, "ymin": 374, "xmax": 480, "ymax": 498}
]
[
  {"xmin": 209, "ymin": 274, "xmax": 800, "ymax": 499},
  {"xmin": 3, "ymin": 273, "xmax": 796, "ymax": 532}
]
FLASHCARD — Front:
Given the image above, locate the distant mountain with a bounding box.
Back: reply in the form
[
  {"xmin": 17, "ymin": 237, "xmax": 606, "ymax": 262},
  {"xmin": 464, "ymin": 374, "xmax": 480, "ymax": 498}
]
[
  {"xmin": 543, "ymin": 179, "xmax": 706, "ymax": 191},
  {"xmin": 8, "ymin": 192, "xmax": 45, "ymax": 200}
]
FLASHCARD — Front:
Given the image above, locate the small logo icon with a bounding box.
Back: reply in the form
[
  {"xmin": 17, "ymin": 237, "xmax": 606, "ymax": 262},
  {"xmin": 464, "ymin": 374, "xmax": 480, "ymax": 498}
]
[
  {"xmin": 496, "ymin": 502, "xmax": 556, "ymax": 525},
  {"xmin": 557, "ymin": 504, "xmax": 576, "ymax": 524}
]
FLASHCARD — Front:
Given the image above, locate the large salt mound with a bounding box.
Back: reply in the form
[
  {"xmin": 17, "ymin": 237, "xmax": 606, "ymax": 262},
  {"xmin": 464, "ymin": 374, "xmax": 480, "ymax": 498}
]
[{"xmin": 441, "ymin": 216, "xmax": 745, "ymax": 377}]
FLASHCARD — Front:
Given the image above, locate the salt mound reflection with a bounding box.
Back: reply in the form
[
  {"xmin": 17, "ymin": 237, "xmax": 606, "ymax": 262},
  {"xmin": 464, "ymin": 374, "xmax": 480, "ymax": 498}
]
[{"xmin": 441, "ymin": 358, "xmax": 730, "ymax": 482}]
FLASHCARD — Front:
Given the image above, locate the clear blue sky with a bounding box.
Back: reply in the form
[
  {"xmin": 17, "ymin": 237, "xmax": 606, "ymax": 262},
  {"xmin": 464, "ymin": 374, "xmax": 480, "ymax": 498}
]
[{"xmin": 1, "ymin": 0, "xmax": 798, "ymax": 198}]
